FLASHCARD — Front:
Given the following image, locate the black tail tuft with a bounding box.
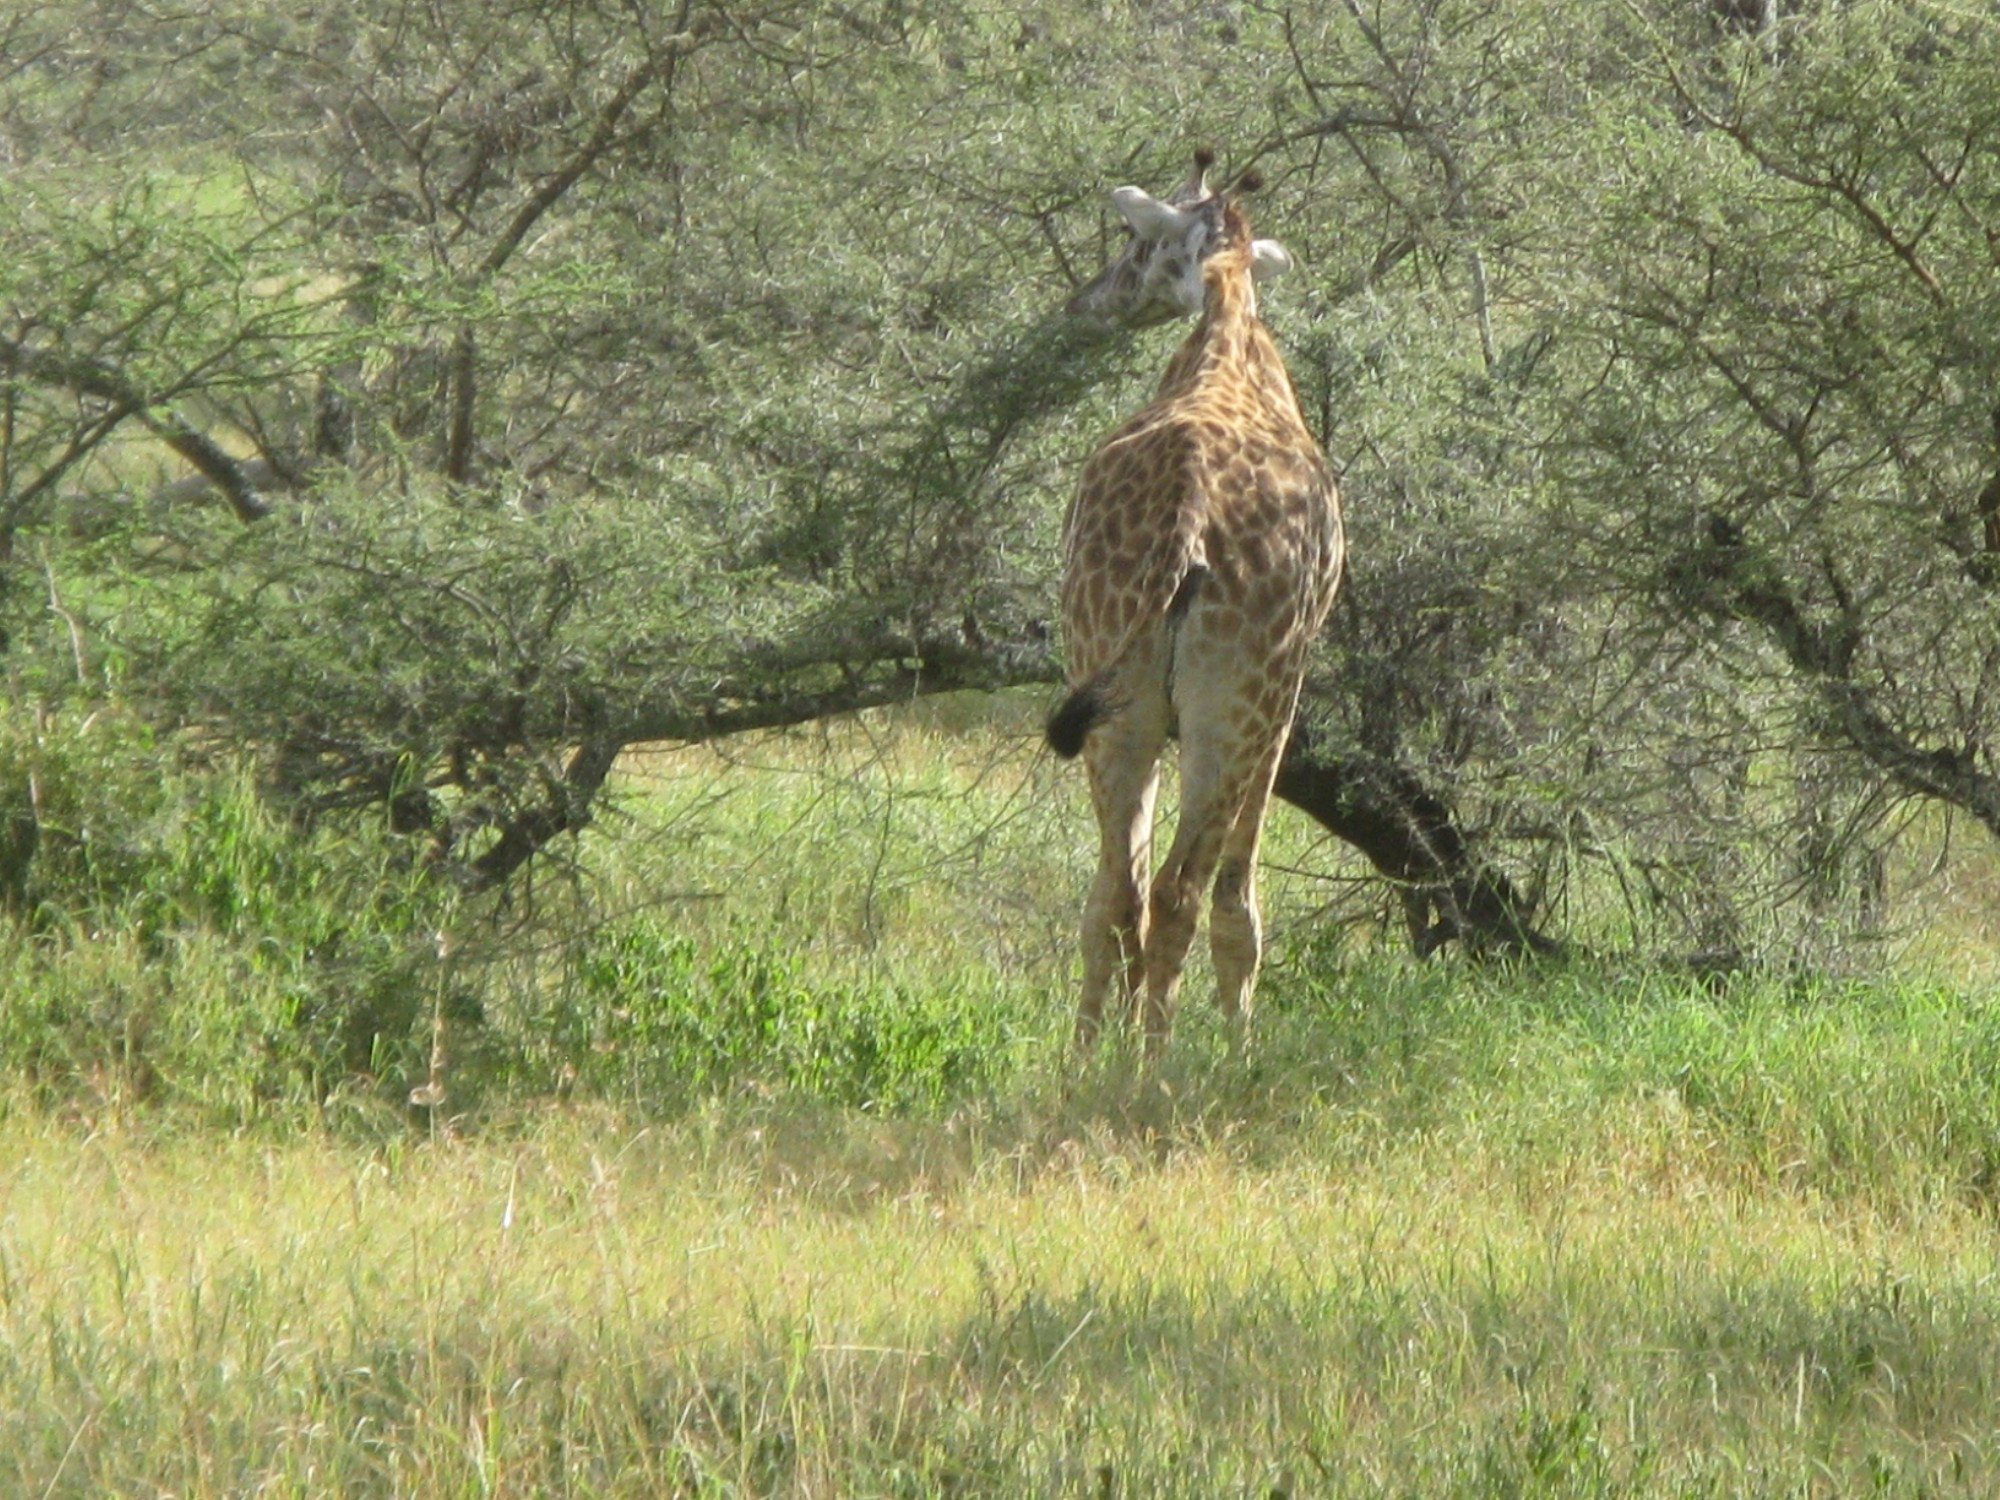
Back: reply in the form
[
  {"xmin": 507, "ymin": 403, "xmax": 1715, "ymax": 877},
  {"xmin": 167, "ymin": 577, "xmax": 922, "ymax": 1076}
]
[{"xmin": 1046, "ymin": 679, "xmax": 1112, "ymax": 759}]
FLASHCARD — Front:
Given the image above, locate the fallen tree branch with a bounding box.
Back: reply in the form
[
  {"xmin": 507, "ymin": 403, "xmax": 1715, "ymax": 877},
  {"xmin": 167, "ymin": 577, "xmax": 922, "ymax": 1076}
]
[{"xmin": 1274, "ymin": 722, "xmax": 1562, "ymax": 958}]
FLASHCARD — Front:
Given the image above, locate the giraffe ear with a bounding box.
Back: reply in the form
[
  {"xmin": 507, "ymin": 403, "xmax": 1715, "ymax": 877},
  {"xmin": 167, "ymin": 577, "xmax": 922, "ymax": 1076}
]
[
  {"xmin": 1249, "ymin": 239, "xmax": 1294, "ymax": 282},
  {"xmin": 1110, "ymin": 186, "xmax": 1198, "ymax": 241}
]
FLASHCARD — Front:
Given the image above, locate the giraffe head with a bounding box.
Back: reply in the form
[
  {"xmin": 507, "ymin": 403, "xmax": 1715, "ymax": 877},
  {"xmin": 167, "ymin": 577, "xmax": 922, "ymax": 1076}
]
[{"xmin": 1066, "ymin": 151, "xmax": 1295, "ymax": 328}]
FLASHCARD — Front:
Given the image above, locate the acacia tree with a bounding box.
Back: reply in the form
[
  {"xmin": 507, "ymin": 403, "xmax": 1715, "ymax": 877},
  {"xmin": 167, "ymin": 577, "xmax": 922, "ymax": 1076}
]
[
  {"xmin": 0, "ymin": 0, "xmax": 1529, "ymax": 941},
  {"xmin": 1540, "ymin": 4, "xmax": 2000, "ymax": 948},
  {"xmin": 0, "ymin": 0, "xmax": 1155, "ymax": 901}
]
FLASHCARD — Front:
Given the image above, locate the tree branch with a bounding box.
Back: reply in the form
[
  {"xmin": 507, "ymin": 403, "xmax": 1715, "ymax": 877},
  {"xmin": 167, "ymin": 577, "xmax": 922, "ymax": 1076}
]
[
  {"xmin": 439, "ymin": 18, "xmax": 716, "ymax": 485},
  {"xmin": 439, "ymin": 616, "xmax": 1553, "ymax": 959},
  {"xmin": 474, "ymin": 21, "xmax": 717, "ymax": 283},
  {"xmin": 0, "ymin": 337, "xmax": 269, "ymax": 521},
  {"xmin": 1274, "ymin": 722, "xmax": 1562, "ymax": 958},
  {"xmin": 449, "ymin": 621, "xmax": 1060, "ymax": 892},
  {"xmin": 1634, "ymin": 4, "xmax": 1948, "ymax": 306},
  {"xmin": 1672, "ymin": 521, "xmax": 2000, "ymax": 837}
]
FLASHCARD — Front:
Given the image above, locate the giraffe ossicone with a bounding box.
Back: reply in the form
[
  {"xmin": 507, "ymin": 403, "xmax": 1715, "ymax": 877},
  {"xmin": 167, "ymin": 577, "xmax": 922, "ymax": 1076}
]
[{"xmin": 1049, "ymin": 154, "xmax": 1346, "ymax": 1061}]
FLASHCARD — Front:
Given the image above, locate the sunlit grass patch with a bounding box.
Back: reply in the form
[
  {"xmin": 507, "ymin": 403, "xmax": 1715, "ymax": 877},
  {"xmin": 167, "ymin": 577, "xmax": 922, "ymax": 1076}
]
[
  {"xmin": 4, "ymin": 1103, "xmax": 1999, "ymax": 1498},
  {"xmin": 606, "ymin": 705, "xmax": 1086, "ymax": 955}
]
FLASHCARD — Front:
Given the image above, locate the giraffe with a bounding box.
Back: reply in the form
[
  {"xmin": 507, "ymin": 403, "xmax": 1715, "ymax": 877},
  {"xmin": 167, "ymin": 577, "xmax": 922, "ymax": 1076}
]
[{"xmin": 1048, "ymin": 151, "xmax": 1344, "ymax": 1059}]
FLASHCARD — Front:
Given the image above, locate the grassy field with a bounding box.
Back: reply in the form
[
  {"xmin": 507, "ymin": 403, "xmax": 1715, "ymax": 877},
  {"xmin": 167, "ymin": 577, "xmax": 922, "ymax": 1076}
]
[{"xmin": 5, "ymin": 714, "xmax": 2000, "ymax": 1496}]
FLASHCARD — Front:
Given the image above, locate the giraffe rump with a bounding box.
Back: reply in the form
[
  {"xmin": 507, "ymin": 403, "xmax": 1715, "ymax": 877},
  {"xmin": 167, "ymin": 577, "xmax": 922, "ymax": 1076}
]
[{"xmin": 1045, "ymin": 564, "xmax": 1208, "ymax": 759}]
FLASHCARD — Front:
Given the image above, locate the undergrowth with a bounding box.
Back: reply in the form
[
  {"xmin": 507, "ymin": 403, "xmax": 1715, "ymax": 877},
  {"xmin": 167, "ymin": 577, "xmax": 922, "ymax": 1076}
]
[
  {"xmin": 4, "ymin": 707, "xmax": 2000, "ymax": 1227},
  {"xmin": 559, "ymin": 921, "xmax": 1030, "ymax": 1113}
]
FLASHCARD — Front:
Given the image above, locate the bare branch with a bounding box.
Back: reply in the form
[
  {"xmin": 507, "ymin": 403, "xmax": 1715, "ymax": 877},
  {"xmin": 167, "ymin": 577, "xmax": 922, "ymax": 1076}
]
[
  {"xmin": 0, "ymin": 338, "xmax": 269, "ymax": 521},
  {"xmin": 474, "ymin": 21, "xmax": 719, "ymax": 285},
  {"xmin": 1671, "ymin": 524, "xmax": 2000, "ymax": 837}
]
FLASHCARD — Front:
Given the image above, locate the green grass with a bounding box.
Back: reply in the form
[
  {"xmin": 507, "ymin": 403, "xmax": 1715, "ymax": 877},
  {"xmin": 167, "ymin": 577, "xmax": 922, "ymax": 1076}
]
[
  {"xmin": 6, "ymin": 711, "xmax": 2000, "ymax": 1494},
  {"xmin": 4, "ymin": 1049, "xmax": 2000, "ymax": 1498},
  {"xmin": 10, "ymin": 952, "xmax": 2000, "ymax": 1495}
]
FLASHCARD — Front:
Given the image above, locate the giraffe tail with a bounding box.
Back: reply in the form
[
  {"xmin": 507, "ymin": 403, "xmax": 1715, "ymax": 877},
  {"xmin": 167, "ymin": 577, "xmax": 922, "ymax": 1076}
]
[
  {"xmin": 1046, "ymin": 675, "xmax": 1114, "ymax": 759},
  {"xmin": 1045, "ymin": 564, "xmax": 1209, "ymax": 760}
]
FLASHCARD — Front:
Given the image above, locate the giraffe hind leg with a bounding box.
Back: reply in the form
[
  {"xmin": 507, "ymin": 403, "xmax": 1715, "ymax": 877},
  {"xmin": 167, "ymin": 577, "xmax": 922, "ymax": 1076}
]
[
  {"xmin": 1210, "ymin": 743, "xmax": 1285, "ymax": 1035},
  {"xmin": 1136, "ymin": 815, "xmax": 1225, "ymax": 1059},
  {"xmin": 1074, "ymin": 691, "xmax": 1167, "ymax": 1053},
  {"xmin": 1140, "ymin": 618, "xmax": 1294, "ymax": 1058},
  {"xmin": 1144, "ymin": 753, "xmax": 1278, "ymax": 1059},
  {"xmin": 1135, "ymin": 714, "xmax": 1248, "ymax": 1059}
]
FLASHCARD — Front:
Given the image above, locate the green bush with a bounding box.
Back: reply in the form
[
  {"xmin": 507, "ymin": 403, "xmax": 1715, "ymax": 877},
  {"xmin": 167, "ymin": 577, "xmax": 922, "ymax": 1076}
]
[
  {"xmin": 568, "ymin": 922, "xmax": 1018, "ymax": 1114},
  {"xmin": 0, "ymin": 708, "xmax": 441, "ymax": 1123}
]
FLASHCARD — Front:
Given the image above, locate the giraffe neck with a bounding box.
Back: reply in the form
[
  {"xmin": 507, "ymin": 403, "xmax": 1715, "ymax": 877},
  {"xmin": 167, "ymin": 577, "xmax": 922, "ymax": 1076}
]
[{"xmin": 1153, "ymin": 266, "xmax": 1310, "ymax": 434}]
